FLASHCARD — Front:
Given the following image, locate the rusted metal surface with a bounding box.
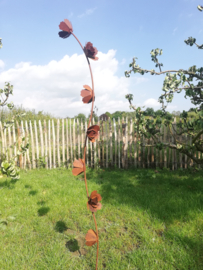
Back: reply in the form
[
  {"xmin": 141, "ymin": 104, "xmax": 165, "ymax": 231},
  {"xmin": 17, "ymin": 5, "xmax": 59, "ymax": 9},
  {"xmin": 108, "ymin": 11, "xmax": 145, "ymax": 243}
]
[
  {"xmin": 72, "ymin": 158, "xmax": 84, "ymax": 176},
  {"xmin": 87, "ymin": 125, "xmax": 100, "ymax": 143},
  {"xmin": 84, "ymin": 42, "xmax": 99, "ymax": 60},
  {"xmin": 85, "ymin": 229, "xmax": 98, "ymax": 246},
  {"xmin": 58, "ymin": 19, "xmax": 73, "ymax": 39},
  {"xmin": 58, "ymin": 18, "xmax": 101, "ymax": 270},
  {"xmin": 87, "ymin": 190, "xmax": 102, "ymax": 212},
  {"xmin": 81, "ymin": 85, "xmax": 95, "ymax": 104}
]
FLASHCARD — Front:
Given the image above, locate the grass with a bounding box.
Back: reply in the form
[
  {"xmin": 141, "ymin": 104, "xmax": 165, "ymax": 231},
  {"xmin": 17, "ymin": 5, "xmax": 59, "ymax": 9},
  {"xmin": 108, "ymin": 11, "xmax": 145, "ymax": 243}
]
[{"xmin": 0, "ymin": 167, "xmax": 203, "ymax": 270}]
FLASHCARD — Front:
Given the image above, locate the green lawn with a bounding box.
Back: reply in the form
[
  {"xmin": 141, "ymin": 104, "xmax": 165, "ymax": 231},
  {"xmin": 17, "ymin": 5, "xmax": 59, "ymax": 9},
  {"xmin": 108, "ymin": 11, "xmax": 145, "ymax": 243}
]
[{"xmin": 0, "ymin": 167, "xmax": 203, "ymax": 270}]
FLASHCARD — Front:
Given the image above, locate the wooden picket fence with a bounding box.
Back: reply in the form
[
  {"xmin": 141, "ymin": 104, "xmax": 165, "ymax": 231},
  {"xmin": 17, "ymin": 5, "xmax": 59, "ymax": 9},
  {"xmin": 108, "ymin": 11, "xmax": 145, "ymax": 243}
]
[{"xmin": 0, "ymin": 117, "xmax": 202, "ymax": 170}]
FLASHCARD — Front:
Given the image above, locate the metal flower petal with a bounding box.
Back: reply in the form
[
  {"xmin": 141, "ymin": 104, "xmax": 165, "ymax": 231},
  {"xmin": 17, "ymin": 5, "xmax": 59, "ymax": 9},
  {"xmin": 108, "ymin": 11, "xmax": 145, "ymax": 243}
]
[
  {"xmin": 58, "ymin": 19, "xmax": 73, "ymax": 39},
  {"xmin": 80, "ymin": 85, "xmax": 95, "ymax": 104},
  {"xmin": 84, "ymin": 42, "xmax": 98, "ymax": 60},
  {"xmin": 87, "ymin": 125, "xmax": 100, "ymax": 143},
  {"xmin": 85, "ymin": 229, "xmax": 98, "ymax": 246},
  {"xmin": 72, "ymin": 158, "xmax": 85, "ymax": 176},
  {"xmin": 87, "ymin": 190, "xmax": 102, "ymax": 212}
]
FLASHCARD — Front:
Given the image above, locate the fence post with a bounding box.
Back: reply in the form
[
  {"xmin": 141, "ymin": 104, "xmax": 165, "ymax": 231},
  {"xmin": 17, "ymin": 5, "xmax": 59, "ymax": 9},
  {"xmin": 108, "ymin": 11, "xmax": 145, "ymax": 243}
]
[
  {"xmin": 118, "ymin": 117, "xmax": 121, "ymax": 168},
  {"xmin": 48, "ymin": 120, "xmax": 52, "ymax": 169},
  {"xmin": 17, "ymin": 123, "xmax": 22, "ymax": 169},
  {"xmin": 52, "ymin": 120, "xmax": 56, "ymax": 168},
  {"xmin": 44, "ymin": 120, "xmax": 48, "ymax": 169},
  {"xmin": 57, "ymin": 119, "xmax": 60, "ymax": 167},
  {"xmin": 13, "ymin": 122, "xmax": 17, "ymax": 166},
  {"xmin": 34, "ymin": 120, "xmax": 39, "ymax": 168},
  {"xmin": 113, "ymin": 118, "xmax": 117, "ymax": 167},
  {"xmin": 62, "ymin": 119, "xmax": 65, "ymax": 167},
  {"xmin": 130, "ymin": 118, "xmax": 133, "ymax": 167},
  {"xmin": 25, "ymin": 120, "xmax": 31, "ymax": 170}
]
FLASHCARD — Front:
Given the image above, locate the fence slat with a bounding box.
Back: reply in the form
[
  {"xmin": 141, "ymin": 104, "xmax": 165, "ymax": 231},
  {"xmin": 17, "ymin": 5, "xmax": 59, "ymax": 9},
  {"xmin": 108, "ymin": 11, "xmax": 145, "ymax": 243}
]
[
  {"xmin": 52, "ymin": 120, "xmax": 56, "ymax": 168},
  {"xmin": 93, "ymin": 118, "xmax": 97, "ymax": 168},
  {"xmin": 57, "ymin": 119, "xmax": 60, "ymax": 167},
  {"xmin": 66, "ymin": 119, "xmax": 69, "ymax": 166},
  {"xmin": 62, "ymin": 119, "xmax": 65, "ymax": 167},
  {"xmin": 39, "ymin": 120, "xmax": 44, "ymax": 160},
  {"xmin": 118, "ymin": 117, "xmax": 121, "ymax": 168},
  {"xmin": 0, "ymin": 121, "xmax": 5, "ymax": 160},
  {"xmin": 164, "ymin": 125, "xmax": 167, "ymax": 168},
  {"xmin": 29, "ymin": 121, "xmax": 35, "ymax": 169},
  {"xmin": 21, "ymin": 121, "xmax": 26, "ymax": 169},
  {"xmin": 85, "ymin": 120, "xmax": 88, "ymax": 167},
  {"xmin": 105, "ymin": 120, "xmax": 108, "ymax": 168},
  {"xmin": 98, "ymin": 117, "xmax": 100, "ymax": 167},
  {"xmin": 77, "ymin": 119, "xmax": 80, "ymax": 160},
  {"xmin": 73, "ymin": 119, "xmax": 76, "ymax": 162},
  {"xmin": 44, "ymin": 120, "xmax": 48, "ymax": 169},
  {"xmin": 130, "ymin": 118, "xmax": 132, "ymax": 166},
  {"xmin": 34, "ymin": 120, "xmax": 39, "ymax": 168},
  {"xmin": 102, "ymin": 120, "xmax": 104, "ymax": 167},
  {"xmin": 69, "ymin": 119, "xmax": 73, "ymax": 167},
  {"xmin": 8, "ymin": 126, "xmax": 12, "ymax": 161},
  {"xmin": 13, "ymin": 123, "xmax": 17, "ymax": 166},
  {"xmin": 109, "ymin": 118, "xmax": 113, "ymax": 167},
  {"xmin": 134, "ymin": 118, "xmax": 137, "ymax": 168},
  {"xmin": 113, "ymin": 118, "xmax": 117, "ymax": 167},
  {"xmin": 25, "ymin": 121, "xmax": 31, "ymax": 169},
  {"xmin": 48, "ymin": 120, "xmax": 52, "ymax": 169}
]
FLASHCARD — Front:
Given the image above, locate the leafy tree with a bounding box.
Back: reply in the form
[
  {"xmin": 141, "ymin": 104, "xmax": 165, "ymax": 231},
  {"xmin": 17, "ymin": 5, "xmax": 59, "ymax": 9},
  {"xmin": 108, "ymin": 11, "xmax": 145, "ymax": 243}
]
[
  {"xmin": 75, "ymin": 113, "xmax": 86, "ymax": 121},
  {"xmin": 105, "ymin": 112, "xmax": 112, "ymax": 119},
  {"xmin": 0, "ymin": 39, "xmax": 29, "ymax": 179},
  {"xmin": 124, "ymin": 5, "xmax": 203, "ymax": 167},
  {"xmin": 143, "ymin": 107, "xmax": 155, "ymax": 117},
  {"xmin": 154, "ymin": 109, "xmax": 163, "ymax": 117}
]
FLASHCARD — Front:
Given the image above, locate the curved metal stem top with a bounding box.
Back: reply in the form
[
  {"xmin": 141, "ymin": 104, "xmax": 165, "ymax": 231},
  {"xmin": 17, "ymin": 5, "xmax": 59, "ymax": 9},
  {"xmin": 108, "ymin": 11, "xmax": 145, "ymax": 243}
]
[{"xmin": 71, "ymin": 32, "xmax": 95, "ymax": 129}]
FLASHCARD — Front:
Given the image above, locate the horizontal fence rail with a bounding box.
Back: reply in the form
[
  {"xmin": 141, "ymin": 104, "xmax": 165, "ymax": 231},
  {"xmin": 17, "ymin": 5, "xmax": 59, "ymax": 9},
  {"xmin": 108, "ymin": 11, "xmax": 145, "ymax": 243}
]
[{"xmin": 0, "ymin": 118, "xmax": 202, "ymax": 170}]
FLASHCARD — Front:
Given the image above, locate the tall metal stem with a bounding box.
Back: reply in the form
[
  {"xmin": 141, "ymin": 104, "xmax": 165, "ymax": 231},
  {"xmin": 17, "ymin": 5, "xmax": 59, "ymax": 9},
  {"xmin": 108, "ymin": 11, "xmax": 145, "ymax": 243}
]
[{"xmin": 71, "ymin": 32, "xmax": 99, "ymax": 270}]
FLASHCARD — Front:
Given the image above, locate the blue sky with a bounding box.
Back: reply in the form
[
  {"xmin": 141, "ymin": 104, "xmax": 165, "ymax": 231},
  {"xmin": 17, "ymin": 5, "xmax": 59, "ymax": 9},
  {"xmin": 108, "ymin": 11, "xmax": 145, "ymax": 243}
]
[{"xmin": 0, "ymin": 0, "xmax": 202, "ymax": 118}]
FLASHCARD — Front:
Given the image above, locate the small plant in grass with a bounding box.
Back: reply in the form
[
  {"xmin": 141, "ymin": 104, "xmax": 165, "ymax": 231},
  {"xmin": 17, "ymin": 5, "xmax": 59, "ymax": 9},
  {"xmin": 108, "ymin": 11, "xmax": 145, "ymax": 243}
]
[
  {"xmin": 58, "ymin": 19, "xmax": 102, "ymax": 269},
  {"xmin": 35, "ymin": 155, "xmax": 47, "ymax": 169},
  {"xmin": 0, "ymin": 212, "xmax": 16, "ymax": 230}
]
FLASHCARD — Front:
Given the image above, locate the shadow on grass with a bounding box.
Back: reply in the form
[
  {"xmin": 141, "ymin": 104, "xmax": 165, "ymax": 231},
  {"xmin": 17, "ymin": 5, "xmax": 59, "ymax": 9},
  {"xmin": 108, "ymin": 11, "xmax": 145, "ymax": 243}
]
[
  {"xmin": 25, "ymin": 184, "xmax": 32, "ymax": 189},
  {"xmin": 0, "ymin": 178, "xmax": 18, "ymax": 189},
  {"xmin": 29, "ymin": 190, "xmax": 38, "ymax": 196},
  {"xmin": 37, "ymin": 200, "xmax": 46, "ymax": 206},
  {"xmin": 87, "ymin": 168, "xmax": 203, "ymax": 223},
  {"xmin": 37, "ymin": 207, "xmax": 50, "ymax": 216},
  {"xmin": 86, "ymin": 167, "xmax": 203, "ymax": 268},
  {"xmin": 65, "ymin": 239, "xmax": 80, "ymax": 252},
  {"xmin": 54, "ymin": 221, "xmax": 68, "ymax": 233}
]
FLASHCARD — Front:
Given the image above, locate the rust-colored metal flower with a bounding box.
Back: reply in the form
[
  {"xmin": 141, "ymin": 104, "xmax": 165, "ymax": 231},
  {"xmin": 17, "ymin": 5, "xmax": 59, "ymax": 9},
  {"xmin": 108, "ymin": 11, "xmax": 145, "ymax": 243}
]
[
  {"xmin": 58, "ymin": 19, "xmax": 73, "ymax": 39},
  {"xmin": 87, "ymin": 125, "xmax": 100, "ymax": 142},
  {"xmin": 72, "ymin": 158, "xmax": 85, "ymax": 176},
  {"xmin": 81, "ymin": 85, "xmax": 95, "ymax": 104},
  {"xmin": 84, "ymin": 42, "xmax": 98, "ymax": 60},
  {"xmin": 85, "ymin": 229, "xmax": 98, "ymax": 246},
  {"xmin": 87, "ymin": 190, "xmax": 102, "ymax": 212}
]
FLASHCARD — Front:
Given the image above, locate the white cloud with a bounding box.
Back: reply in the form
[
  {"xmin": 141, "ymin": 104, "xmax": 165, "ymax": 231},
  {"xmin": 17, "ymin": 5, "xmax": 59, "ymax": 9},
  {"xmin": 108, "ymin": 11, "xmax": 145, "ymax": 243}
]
[
  {"xmin": 142, "ymin": 98, "xmax": 177, "ymax": 111},
  {"xmin": 78, "ymin": 8, "xmax": 97, "ymax": 18},
  {"xmin": 143, "ymin": 98, "xmax": 160, "ymax": 107},
  {"xmin": 0, "ymin": 50, "xmax": 148, "ymax": 118}
]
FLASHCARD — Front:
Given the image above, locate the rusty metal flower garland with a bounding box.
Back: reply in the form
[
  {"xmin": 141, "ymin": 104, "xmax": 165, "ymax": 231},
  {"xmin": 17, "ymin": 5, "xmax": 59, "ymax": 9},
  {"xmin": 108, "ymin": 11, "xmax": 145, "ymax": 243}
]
[{"xmin": 58, "ymin": 19, "xmax": 102, "ymax": 270}]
